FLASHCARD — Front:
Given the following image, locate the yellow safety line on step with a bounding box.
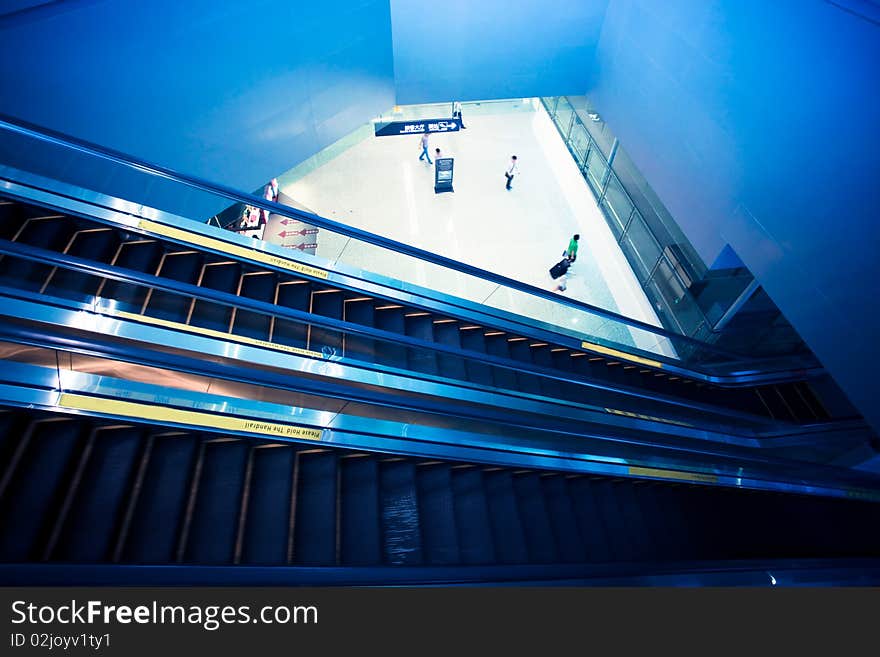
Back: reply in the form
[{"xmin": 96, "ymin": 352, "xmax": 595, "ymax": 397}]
[
  {"xmin": 138, "ymin": 219, "xmax": 329, "ymax": 279},
  {"xmin": 628, "ymin": 465, "xmax": 717, "ymax": 484},
  {"xmin": 108, "ymin": 309, "xmax": 324, "ymax": 360},
  {"xmin": 580, "ymin": 340, "xmax": 663, "ymax": 369},
  {"xmin": 605, "ymin": 407, "xmax": 693, "ymax": 428},
  {"xmin": 845, "ymin": 488, "xmax": 880, "ymax": 502},
  {"xmin": 58, "ymin": 393, "xmax": 322, "ymax": 440}
]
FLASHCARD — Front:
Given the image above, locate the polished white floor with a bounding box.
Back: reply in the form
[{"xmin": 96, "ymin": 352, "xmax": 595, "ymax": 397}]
[{"xmin": 279, "ymin": 99, "xmax": 668, "ymax": 354}]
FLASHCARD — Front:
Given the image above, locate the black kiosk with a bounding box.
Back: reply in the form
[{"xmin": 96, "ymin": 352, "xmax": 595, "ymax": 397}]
[{"xmin": 434, "ymin": 157, "xmax": 454, "ymax": 193}]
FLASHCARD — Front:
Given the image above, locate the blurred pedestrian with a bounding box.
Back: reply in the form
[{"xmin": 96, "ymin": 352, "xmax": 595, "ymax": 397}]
[
  {"xmin": 504, "ymin": 155, "xmax": 518, "ymax": 190},
  {"xmin": 419, "ymin": 132, "xmax": 432, "ymax": 164},
  {"xmin": 453, "ymin": 100, "xmax": 467, "ymax": 129}
]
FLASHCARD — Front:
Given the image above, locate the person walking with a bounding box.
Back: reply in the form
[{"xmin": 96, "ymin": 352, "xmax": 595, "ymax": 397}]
[
  {"xmin": 565, "ymin": 234, "xmax": 580, "ymax": 262},
  {"xmin": 504, "ymin": 155, "xmax": 518, "ymax": 190},
  {"xmin": 434, "ymin": 147, "xmax": 442, "ymax": 161},
  {"xmin": 452, "ymin": 100, "xmax": 467, "ymax": 129},
  {"xmin": 419, "ymin": 132, "xmax": 432, "ymax": 164}
]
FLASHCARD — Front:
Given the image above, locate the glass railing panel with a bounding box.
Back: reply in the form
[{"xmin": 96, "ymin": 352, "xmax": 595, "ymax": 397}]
[
  {"xmin": 601, "ymin": 173, "xmax": 634, "ymax": 237},
  {"xmin": 646, "ymin": 257, "xmax": 707, "ymax": 338},
  {"xmin": 568, "ymin": 122, "xmax": 591, "ymax": 167},
  {"xmin": 541, "ymin": 97, "xmax": 559, "ymax": 119},
  {"xmin": 620, "ymin": 211, "xmax": 662, "ymax": 285},
  {"xmin": 585, "ymin": 145, "xmax": 607, "ymax": 194},
  {"xmin": 554, "ymin": 97, "xmax": 575, "ymax": 141}
]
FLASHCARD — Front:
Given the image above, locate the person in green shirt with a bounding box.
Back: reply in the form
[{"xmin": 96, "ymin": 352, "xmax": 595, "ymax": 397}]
[{"xmin": 565, "ymin": 234, "xmax": 580, "ymax": 262}]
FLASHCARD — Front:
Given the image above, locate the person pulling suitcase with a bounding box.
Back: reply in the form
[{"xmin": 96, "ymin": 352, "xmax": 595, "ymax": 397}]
[{"xmin": 549, "ymin": 254, "xmax": 573, "ymax": 292}]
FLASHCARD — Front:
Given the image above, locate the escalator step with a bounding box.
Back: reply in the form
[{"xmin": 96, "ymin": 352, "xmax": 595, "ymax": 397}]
[
  {"xmin": 629, "ymin": 482, "xmax": 677, "ymax": 561},
  {"xmin": 10, "ymin": 215, "xmax": 72, "ymax": 251},
  {"xmin": 380, "ymin": 460, "xmax": 423, "ymax": 566},
  {"xmin": 67, "ymin": 226, "xmax": 119, "ymax": 262},
  {"xmin": 0, "ymin": 200, "xmax": 24, "ymax": 236},
  {"xmin": 796, "ymin": 382, "xmax": 830, "ymax": 421},
  {"xmin": 159, "ymin": 251, "xmax": 203, "ymax": 284},
  {"xmin": 755, "ymin": 386, "xmax": 791, "ymax": 421},
  {"xmin": 416, "ymin": 464, "xmax": 460, "ymax": 565},
  {"xmin": 567, "ymin": 477, "xmax": 613, "ymax": 563},
  {"xmin": 586, "ymin": 479, "xmax": 636, "ymax": 562},
  {"xmin": 53, "ymin": 425, "xmax": 144, "ymax": 562},
  {"xmin": 551, "ymin": 350, "xmax": 575, "ymax": 372},
  {"xmin": 273, "ymin": 282, "xmax": 310, "ymax": 350},
  {"xmin": 777, "ymin": 384, "xmax": 814, "ymax": 422},
  {"xmin": 541, "ymin": 475, "xmax": 587, "ymax": 562},
  {"xmin": 113, "ymin": 239, "xmax": 163, "ymax": 274},
  {"xmin": 530, "ymin": 345, "xmax": 563, "ymax": 399},
  {"xmin": 650, "ymin": 484, "xmax": 702, "ymax": 561},
  {"xmin": 232, "ymin": 272, "xmax": 276, "ymax": 341},
  {"xmin": 101, "ymin": 241, "xmax": 162, "ymax": 311},
  {"xmin": 340, "ymin": 456, "xmax": 382, "ymax": 565},
  {"xmin": 343, "ymin": 299, "xmax": 376, "ymax": 364},
  {"xmin": 484, "ymin": 334, "xmax": 519, "ymax": 391},
  {"xmin": 568, "ymin": 354, "xmax": 600, "ymax": 381},
  {"xmin": 405, "ymin": 314, "xmax": 439, "ymax": 375},
  {"xmin": 145, "ymin": 252, "xmax": 203, "ymax": 322},
  {"xmin": 459, "ymin": 328, "xmax": 494, "ymax": 387},
  {"xmin": 610, "ymin": 480, "xmax": 656, "ymax": 561},
  {"xmin": 122, "ymin": 434, "xmax": 200, "ymax": 563},
  {"xmin": 508, "ymin": 340, "xmax": 542, "ymax": 395},
  {"xmin": 0, "ymin": 418, "xmax": 84, "ymax": 561},
  {"xmin": 715, "ymin": 487, "xmax": 760, "ymax": 559},
  {"xmin": 513, "ymin": 473, "xmax": 558, "ymax": 563},
  {"xmin": 483, "ymin": 470, "xmax": 528, "ymax": 564},
  {"xmin": 0, "ymin": 249, "xmax": 52, "ymax": 296},
  {"xmin": 292, "ymin": 451, "xmax": 337, "ymax": 565},
  {"xmin": 451, "ymin": 468, "xmax": 495, "ymax": 564},
  {"xmin": 183, "ymin": 440, "xmax": 249, "ymax": 564},
  {"xmin": 374, "ymin": 307, "xmax": 408, "ymax": 370},
  {"xmin": 310, "ymin": 290, "xmax": 344, "ymax": 357},
  {"xmin": 0, "ymin": 409, "xmax": 29, "ymax": 475},
  {"xmin": 189, "ymin": 262, "xmax": 240, "ymax": 332},
  {"xmin": 240, "ymin": 446, "xmax": 296, "ymax": 565},
  {"xmin": 675, "ymin": 484, "xmax": 729, "ymax": 558},
  {"xmin": 44, "ymin": 228, "xmax": 117, "ymax": 302},
  {"xmin": 433, "ymin": 321, "xmax": 468, "ymax": 381}
]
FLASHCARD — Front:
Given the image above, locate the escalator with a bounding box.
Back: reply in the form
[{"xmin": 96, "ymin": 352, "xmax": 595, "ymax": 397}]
[
  {"xmin": 0, "ymin": 195, "xmax": 831, "ymax": 424},
  {"xmin": 1, "ymin": 128, "xmax": 878, "ymax": 586},
  {"xmin": 1, "ymin": 404, "xmax": 878, "ymax": 585}
]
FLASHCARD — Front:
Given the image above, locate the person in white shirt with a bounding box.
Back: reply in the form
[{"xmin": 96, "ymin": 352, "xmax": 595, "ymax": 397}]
[
  {"xmin": 452, "ymin": 100, "xmax": 466, "ymax": 129},
  {"xmin": 504, "ymin": 155, "xmax": 518, "ymax": 190}
]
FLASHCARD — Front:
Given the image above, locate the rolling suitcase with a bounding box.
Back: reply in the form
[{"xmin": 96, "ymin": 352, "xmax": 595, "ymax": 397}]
[{"xmin": 549, "ymin": 258, "xmax": 570, "ymax": 279}]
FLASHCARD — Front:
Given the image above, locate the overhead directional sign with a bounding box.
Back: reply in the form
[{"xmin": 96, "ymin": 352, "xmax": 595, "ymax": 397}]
[{"xmin": 375, "ymin": 118, "xmax": 461, "ymax": 137}]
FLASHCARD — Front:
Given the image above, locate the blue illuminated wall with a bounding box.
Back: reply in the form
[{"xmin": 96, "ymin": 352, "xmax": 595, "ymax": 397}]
[
  {"xmin": 389, "ymin": 0, "xmax": 608, "ymax": 103},
  {"xmin": 0, "ymin": 1, "xmax": 395, "ymax": 208},
  {"xmin": 589, "ymin": 0, "xmax": 880, "ymax": 430}
]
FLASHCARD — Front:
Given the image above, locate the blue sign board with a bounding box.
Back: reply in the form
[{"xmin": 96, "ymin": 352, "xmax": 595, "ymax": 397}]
[
  {"xmin": 375, "ymin": 118, "xmax": 461, "ymax": 137},
  {"xmin": 434, "ymin": 157, "xmax": 454, "ymax": 193}
]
